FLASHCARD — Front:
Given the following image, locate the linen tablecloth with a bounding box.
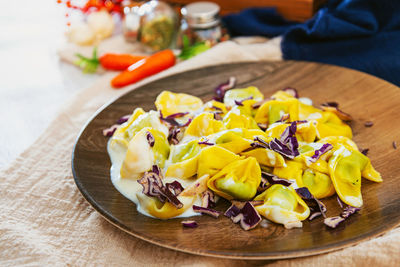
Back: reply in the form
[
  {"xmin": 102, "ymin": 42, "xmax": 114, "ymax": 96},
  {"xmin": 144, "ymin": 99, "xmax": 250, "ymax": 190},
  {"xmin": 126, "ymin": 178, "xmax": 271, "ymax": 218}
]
[{"xmin": 1, "ymin": 39, "xmax": 399, "ymax": 266}]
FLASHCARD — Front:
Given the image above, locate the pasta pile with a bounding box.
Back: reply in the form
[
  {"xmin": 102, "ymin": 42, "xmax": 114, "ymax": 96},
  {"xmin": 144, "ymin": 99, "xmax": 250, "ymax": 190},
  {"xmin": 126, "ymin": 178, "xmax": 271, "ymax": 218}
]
[{"xmin": 107, "ymin": 83, "xmax": 382, "ymax": 229}]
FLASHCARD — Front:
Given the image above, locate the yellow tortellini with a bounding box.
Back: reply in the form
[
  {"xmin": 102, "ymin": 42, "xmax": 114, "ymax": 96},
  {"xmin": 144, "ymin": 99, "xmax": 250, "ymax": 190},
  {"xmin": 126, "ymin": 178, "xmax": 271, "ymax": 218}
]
[
  {"xmin": 197, "ymin": 145, "xmax": 241, "ymax": 178},
  {"xmin": 207, "ymin": 157, "xmax": 261, "ymax": 200},
  {"xmin": 328, "ymin": 145, "xmax": 382, "ymax": 207},
  {"xmin": 155, "ymin": 90, "xmax": 203, "ymax": 116},
  {"xmin": 184, "ymin": 113, "xmax": 226, "ymax": 137},
  {"xmin": 254, "ymin": 184, "xmax": 310, "ymax": 228},
  {"xmin": 211, "ymin": 129, "xmax": 252, "ymax": 154}
]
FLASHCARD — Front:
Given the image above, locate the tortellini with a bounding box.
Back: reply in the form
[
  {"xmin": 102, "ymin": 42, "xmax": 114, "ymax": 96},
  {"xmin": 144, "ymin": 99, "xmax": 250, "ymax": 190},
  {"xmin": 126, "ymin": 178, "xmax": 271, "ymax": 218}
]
[
  {"xmin": 254, "ymin": 184, "xmax": 310, "ymax": 229},
  {"xmin": 120, "ymin": 128, "xmax": 170, "ymax": 179},
  {"xmin": 184, "ymin": 113, "xmax": 226, "ymax": 138},
  {"xmin": 155, "ymin": 90, "xmax": 203, "ymax": 116},
  {"xmin": 207, "ymin": 157, "xmax": 261, "ymax": 200},
  {"xmin": 165, "ymin": 140, "xmax": 201, "ymax": 179}
]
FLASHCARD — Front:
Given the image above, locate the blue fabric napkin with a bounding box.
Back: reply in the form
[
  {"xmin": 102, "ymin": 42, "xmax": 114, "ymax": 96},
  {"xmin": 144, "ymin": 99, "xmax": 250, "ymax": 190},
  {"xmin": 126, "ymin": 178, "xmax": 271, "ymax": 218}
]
[{"xmin": 222, "ymin": 0, "xmax": 400, "ymax": 86}]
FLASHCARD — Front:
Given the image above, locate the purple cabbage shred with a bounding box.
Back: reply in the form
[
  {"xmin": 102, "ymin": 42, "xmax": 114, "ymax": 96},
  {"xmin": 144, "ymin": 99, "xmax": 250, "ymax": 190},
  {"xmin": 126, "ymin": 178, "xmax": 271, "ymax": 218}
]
[
  {"xmin": 192, "ymin": 205, "xmax": 221, "ymax": 218},
  {"xmin": 182, "ymin": 220, "xmax": 198, "ymax": 228},
  {"xmin": 146, "ymin": 131, "xmax": 155, "ymax": 147},
  {"xmin": 168, "ymin": 127, "xmax": 181, "ymax": 145},
  {"xmin": 234, "ymin": 96, "xmax": 253, "ymax": 106},
  {"xmin": 103, "ymin": 124, "xmax": 119, "ymax": 137},
  {"xmin": 165, "ymin": 181, "xmax": 185, "ymax": 196},
  {"xmin": 310, "ymin": 143, "xmax": 333, "ymax": 163},
  {"xmin": 137, "ymin": 165, "xmax": 183, "ymax": 209},
  {"xmin": 261, "ymin": 171, "xmax": 293, "ymax": 187},
  {"xmin": 198, "ymin": 139, "xmax": 214, "ymax": 146},
  {"xmin": 214, "ymin": 76, "xmax": 236, "ymax": 102},
  {"xmin": 296, "ymin": 187, "xmax": 327, "ymax": 218},
  {"xmin": 224, "ymin": 202, "xmax": 262, "ymax": 231},
  {"xmin": 116, "ymin": 114, "xmax": 131, "ymax": 124},
  {"xmin": 201, "ymin": 190, "xmax": 217, "ymax": 208},
  {"xmin": 159, "ymin": 110, "xmax": 192, "ymax": 127}
]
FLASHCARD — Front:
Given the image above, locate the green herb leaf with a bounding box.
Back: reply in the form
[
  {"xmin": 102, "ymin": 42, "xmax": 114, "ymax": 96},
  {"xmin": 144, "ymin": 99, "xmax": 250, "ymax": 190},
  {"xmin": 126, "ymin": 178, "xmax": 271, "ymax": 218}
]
[
  {"xmin": 74, "ymin": 46, "xmax": 100, "ymax": 73},
  {"xmin": 179, "ymin": 41, "xmax": 210, "ymax": 60}
]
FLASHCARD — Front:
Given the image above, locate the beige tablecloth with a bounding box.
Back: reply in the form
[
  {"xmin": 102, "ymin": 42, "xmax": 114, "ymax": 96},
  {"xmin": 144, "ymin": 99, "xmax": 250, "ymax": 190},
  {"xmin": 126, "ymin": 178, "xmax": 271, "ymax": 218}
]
[{"xmin": 1, "ymin": 39, "xmax": 399, "ymax": 266}]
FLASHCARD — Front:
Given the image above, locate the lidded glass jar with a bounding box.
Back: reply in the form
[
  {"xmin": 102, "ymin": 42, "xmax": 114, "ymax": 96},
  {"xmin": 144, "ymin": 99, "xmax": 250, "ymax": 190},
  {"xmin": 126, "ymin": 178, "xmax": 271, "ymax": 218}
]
[{"xmin": 180, "ymin": 1, "xmax": 222, "ymax": 46}]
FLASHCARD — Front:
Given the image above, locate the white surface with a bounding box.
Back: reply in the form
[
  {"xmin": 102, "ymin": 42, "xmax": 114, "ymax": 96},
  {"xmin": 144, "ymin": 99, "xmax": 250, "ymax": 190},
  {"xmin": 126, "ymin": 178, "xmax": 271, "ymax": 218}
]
[{"xmin": 0, "ymin": 1, "xmax": 99, "ymax": 169}]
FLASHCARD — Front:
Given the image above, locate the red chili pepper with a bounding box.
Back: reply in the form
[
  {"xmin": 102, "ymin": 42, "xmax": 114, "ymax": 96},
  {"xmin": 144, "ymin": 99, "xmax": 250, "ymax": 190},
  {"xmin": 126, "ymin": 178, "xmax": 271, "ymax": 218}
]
[
  {"xmin": 111, "ymin": 49, "xmax": 176, "ymax": 89},
  {"xmin": 99, "ymin": 53, "xmax": 147, "ymax": 71}
]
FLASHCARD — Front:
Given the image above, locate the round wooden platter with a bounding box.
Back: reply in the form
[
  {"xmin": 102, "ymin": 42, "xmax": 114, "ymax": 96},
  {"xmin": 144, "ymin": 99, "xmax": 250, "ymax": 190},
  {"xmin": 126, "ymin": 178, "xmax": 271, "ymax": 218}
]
[{"xmin": 72, "ymin": 61, "xmax": 400, "ymax": 260}]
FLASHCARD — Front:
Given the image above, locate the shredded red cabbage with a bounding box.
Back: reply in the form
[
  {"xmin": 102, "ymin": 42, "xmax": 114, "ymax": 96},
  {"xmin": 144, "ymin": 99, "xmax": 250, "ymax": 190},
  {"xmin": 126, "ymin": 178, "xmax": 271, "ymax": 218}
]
[
  {"xmin": 168, "ymin": 127, "xmax": 181, "ymax": 145},
  {"xmin": 296, "ymin": 187, "xmax": 327, "ymax": 218},
  {"xmin": 137, "ymin": 165, "xmax": 183, "ymax": 209},
  {"xmin": 146, "ymin": 131, "xmax": 155, "ymax": 147},
  {"xmin": 224, "ymin": 202, "xmax": 262, "ymax": 231},
  {"xmin": 364, "ymin": 121, "xmax": 374, "ymax": 127},
  {"xmin": 261, "ymin": 171, "xmax": 293, "ymax": 187},
  {"xmin": 393, "ymin": 141, "xmax": 397, "ymax": 149},
  {"xmin": 267, "ymin": 122, "xmax": 300, "ymax": 159},
  {"xmin": 201, "ymin": 190, "xmax": 217, "ymax": 208},
  {"xmin": 116, "ymin": 114, "xmax": 131, "ymax": 124},
  {"xmin": 225, "ymin": 202, "xmax": 261, "ymax": 231},
  {"xmin": 325, "ymin": 198, "xmax": 361, "ymax": 228},
  {"xmin": 182, "ymin": 220, "xmax": 198, "ymax": 228},
  {"xmin": 198, "ymin": 139, "xmax": 214, "ymax": 146},
  {"xmin": 282, "ymin": 87, "xmax": 299, "ymax": 98},
  {"xmin": 214, "ymin": 76, "xmax": 236, "ymax": 102},
  {"xmin": 192, "ymin": 205, "xmax": 221, "ymax": 218},
  {"xmin": 213, "ymin": 111, "xmax": 223, "ymax": 121},
  {"xmin": 310, "ymin": 143, "xmax": 333, "ymax": 163},
  {"xmin": 234, "ymin": 96, "xmax": 253, "ymax": 106},
  {"xmin": 165, "ymin": 181, "xmax": 184, "ymax": 196},
  {"xmin": 159, "ymin": 110, "xmax": 192, "ymax": 127},
  {"xmin": 102, "ymin": 124, "xmax": 119, "ymax": 137}
]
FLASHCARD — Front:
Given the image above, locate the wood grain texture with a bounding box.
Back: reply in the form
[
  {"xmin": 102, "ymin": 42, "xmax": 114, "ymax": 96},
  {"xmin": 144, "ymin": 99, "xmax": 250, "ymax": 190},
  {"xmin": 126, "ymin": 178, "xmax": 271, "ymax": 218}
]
[
  {"xmin": 72, "ymin": 61, "xmax": 400, "ymax": 259},
  {"xmin": 168, "ymin": 0, "xmax": 328, "ymax": 21}
]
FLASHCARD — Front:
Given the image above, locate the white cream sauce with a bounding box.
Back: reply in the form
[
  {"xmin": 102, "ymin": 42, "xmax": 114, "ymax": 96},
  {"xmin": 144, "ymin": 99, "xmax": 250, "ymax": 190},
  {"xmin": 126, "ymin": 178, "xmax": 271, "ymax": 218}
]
[{"xmin": 107, "ymin": 139, "xmax": 201, "ymax": 218}]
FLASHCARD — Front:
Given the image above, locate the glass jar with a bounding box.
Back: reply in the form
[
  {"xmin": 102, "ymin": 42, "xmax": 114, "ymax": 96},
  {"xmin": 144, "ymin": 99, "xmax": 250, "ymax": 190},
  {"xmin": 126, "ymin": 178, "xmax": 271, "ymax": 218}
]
[
  {"xmin": 137, "ymin": 1, "xmax": 178, "ymax": 52},
  {"xmin": 122, "ymin": 0, "xmax": 142, "ymax": 42},
  {"xmin": 180, "ymin": 1, "xmax": 222, "ymax": 46}
]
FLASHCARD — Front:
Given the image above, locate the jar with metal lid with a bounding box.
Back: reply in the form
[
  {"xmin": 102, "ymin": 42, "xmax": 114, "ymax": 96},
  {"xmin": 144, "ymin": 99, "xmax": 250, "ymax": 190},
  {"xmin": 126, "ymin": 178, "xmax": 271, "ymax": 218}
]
[{"xmin": 180, "ymin": 1, "xmax": 222, "ymax": 46}]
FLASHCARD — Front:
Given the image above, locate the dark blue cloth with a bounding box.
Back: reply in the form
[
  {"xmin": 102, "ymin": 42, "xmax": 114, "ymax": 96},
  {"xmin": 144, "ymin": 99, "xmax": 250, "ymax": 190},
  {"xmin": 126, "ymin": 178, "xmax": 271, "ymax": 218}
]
[{"xmin": 222, "ymin": 0, "xmax": 400, "ymax": 86}]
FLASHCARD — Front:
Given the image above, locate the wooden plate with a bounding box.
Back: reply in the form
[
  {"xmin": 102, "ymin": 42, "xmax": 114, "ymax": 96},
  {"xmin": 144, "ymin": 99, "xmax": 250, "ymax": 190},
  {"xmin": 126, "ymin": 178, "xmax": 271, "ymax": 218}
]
[{"xmin": 72, "ymin": 61, "xmax": 400, "ymax": 259}]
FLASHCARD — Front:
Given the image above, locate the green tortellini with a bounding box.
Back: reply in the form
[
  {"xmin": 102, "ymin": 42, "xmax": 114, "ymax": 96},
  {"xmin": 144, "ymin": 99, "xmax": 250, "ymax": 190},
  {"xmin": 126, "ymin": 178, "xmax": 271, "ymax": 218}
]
[
  {"xmin": 254, "ymin": 184, "xmax": 310, "ymax": 228},
  {"xmin": 328, "ymin": 145, "xmax": 382, "ymax": 207},
  {"xmin": 207, "ymin": 157, "xmax": 261, "ymax": 200},
  {"xmin": 165, "ymin": 140, "xmax": 201, "ymax": 179},
  {"xmin": 211, "ymin": 129, "xmax": 252, "ymax": 154},
  {"xmin": 299, "ymin": 169, "xmax": 335, "ymax": 199}
]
